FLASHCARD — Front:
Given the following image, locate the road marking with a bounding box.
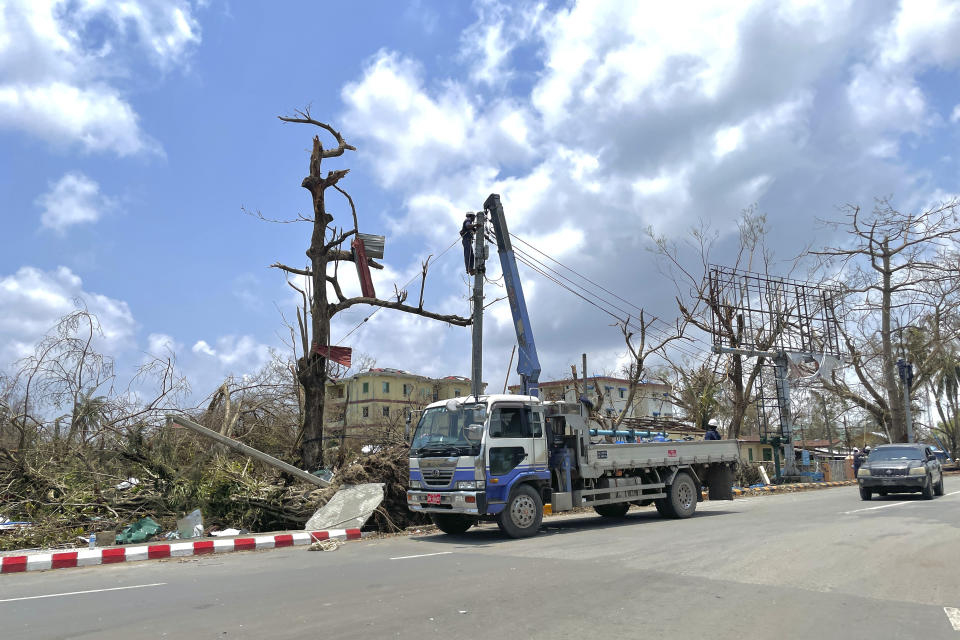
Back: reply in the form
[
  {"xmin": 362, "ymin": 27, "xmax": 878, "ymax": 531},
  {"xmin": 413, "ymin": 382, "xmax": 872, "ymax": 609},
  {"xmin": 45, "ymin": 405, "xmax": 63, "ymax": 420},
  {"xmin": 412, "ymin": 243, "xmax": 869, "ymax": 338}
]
[
  {"xmin": 945, "ymin": 607, "xmax": 960, "ymax": 631},
  {"xmin": 0, "ymin": 583, "xmax": 166, "ymax": 603},
  {"xmin": 842, "ymin": 490, "xmax": 960, "ymax": 514},
  {"xmin": 390, "ymin": 551, "xmax": 453, "ymax": 560}
]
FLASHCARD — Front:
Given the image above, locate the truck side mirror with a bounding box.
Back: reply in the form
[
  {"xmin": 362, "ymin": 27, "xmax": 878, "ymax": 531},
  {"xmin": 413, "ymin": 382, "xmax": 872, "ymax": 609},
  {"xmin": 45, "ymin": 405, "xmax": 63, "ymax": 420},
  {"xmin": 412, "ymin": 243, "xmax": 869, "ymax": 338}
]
[{"xmin": 465, "ymin": 424, "xmax": 484, "ymax": 442}]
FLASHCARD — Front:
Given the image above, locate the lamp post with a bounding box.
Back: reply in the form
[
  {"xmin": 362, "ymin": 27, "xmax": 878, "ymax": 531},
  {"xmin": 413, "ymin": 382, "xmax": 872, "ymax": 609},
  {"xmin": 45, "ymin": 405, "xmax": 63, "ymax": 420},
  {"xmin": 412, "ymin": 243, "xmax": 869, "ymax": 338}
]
[{"xmin": 897, "ymin": 358, "xmax": 915, "ymax": 443}]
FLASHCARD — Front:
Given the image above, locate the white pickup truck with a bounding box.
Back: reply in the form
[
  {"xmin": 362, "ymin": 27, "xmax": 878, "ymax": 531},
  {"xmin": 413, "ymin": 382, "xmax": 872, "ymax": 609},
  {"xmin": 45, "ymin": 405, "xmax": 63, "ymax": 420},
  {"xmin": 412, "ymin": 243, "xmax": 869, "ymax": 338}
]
[{"xmin": 407, "ymin": 395, "xmax": 740, "ymax": 538}]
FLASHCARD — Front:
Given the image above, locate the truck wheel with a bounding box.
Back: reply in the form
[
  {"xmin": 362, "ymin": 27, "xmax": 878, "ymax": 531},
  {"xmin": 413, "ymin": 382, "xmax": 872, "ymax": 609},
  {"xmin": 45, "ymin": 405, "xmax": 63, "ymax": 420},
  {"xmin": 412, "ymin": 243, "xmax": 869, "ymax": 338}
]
[
  {"xmin": 859, "ymin": 486, "xmax": 871, "ymax": 501},
  {"xmin": 657, "ymin": 473, "xmax": 698, "ymax": 519},
  {"xmin": 922, "ymin": 476, "xmax": 934, "ymax": 500},
  {"xmin": 497, "ymin": 484, "xmax": 543, "ymax": 538},
  {"xmin": 430, "ymin": 514, "xmax": 475, "ymax": 535},
  {"xmin": 654, "ymin": 499, "xmax": 674, "ymax": 517},
  {"xmin": 594, "ymin": 503, "xmax": 630, "ymax": 518},
  {"xmin": 935, "ymin": 476, "xmax": 945, "ymax": 496}
]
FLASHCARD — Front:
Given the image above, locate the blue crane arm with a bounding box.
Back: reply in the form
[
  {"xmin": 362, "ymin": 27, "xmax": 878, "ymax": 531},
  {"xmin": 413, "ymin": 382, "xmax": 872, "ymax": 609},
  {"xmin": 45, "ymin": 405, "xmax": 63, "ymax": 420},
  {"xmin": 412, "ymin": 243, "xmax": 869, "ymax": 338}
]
[{"xmin": 483, "ymin": 194, "xmax": 541, "ymax": 397}]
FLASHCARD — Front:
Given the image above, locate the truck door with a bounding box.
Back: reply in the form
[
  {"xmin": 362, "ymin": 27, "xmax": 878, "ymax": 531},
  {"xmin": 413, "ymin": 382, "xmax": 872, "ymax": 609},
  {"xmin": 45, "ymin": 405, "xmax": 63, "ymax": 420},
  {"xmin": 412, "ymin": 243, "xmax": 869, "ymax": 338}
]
[
  {"xmin": 487, "ymin": 404, "xmax": 544, "ymax": 480},
  {"xmin": 529, "ymin": 407, "xmax": 548, "ymax": 470}
]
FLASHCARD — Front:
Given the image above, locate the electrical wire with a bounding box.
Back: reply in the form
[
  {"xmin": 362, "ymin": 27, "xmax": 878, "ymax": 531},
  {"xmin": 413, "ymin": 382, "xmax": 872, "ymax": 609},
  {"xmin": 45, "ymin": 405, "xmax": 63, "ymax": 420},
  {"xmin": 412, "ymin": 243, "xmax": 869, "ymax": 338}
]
[
  {"xmin": 506, "ymin": 241, "xmax": 707, "ymax": 361},
  {"xmin": 510, "ymin": 232, "xmax": 714, "ymax": 349}
]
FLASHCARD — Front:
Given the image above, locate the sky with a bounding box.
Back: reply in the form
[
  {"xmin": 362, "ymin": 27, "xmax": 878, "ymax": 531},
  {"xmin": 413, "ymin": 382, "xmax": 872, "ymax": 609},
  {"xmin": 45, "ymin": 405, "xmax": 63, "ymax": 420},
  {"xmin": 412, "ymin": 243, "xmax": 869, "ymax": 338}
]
[{"xmin": 1, "ymin": 0, "xmax": 959, "ymax": 404}]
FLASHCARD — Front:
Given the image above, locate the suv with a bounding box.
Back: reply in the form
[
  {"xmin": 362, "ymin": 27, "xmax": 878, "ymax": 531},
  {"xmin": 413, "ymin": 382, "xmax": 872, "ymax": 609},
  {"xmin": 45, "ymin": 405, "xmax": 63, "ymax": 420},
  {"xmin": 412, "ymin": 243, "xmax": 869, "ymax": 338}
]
[{"xmin": 857, "ymin": 444, "xmax": 944, "ymax": 500}]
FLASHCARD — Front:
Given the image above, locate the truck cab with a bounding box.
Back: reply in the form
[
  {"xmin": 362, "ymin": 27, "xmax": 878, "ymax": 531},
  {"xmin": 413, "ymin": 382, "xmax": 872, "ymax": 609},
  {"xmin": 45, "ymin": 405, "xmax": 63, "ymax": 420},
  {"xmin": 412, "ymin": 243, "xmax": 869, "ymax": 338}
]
[{"xmin": 407, "ymin": 394, "xmax": 550, "ymax": 536}]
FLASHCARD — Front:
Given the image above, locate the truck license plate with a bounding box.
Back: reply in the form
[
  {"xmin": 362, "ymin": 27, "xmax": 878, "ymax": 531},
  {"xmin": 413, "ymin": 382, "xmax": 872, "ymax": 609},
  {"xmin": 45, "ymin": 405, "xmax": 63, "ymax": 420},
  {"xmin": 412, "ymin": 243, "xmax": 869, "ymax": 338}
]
[{"xmin": 426, "ymin": 493, "xmax": 442, "ymax": 504}]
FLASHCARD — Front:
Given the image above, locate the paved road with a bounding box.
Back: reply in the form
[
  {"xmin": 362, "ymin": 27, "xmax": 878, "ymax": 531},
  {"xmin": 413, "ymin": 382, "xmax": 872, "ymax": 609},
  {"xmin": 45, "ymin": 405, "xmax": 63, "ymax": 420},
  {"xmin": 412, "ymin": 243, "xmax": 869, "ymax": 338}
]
[{"xmin": 2, "ymin": 484, "xmax": 959, "ymax": 639}]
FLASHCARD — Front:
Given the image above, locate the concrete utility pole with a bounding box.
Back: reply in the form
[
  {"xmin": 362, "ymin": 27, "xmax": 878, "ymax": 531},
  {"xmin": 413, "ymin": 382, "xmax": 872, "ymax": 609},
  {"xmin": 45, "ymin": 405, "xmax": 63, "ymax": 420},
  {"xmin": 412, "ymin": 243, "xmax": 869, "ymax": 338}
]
[
  {"xmin": 166, "ymin": 415, "xmax": 331, "ymax": 488},
  {"xmin": 470, "ymin": 209, "xmax": 487, "ymax": 399}
]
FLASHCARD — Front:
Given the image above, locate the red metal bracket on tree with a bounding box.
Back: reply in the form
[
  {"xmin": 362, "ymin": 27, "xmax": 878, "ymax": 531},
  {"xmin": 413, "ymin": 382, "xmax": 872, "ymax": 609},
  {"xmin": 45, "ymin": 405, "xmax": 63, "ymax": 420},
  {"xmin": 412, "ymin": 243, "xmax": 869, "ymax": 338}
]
[{"xmin": 352, "ymin": 238, "xmax": 376, "ymax": 298}]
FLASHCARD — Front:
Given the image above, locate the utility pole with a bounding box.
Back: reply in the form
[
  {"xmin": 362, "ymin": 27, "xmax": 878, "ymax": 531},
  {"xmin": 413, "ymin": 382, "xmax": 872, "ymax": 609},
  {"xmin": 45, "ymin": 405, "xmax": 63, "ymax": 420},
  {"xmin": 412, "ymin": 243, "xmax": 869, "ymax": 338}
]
[
  {"xmin": 897, "ymin": 358, "xmax": 915, "ymax": 443},
  {"xmin": 470, "ymin": 209, "xmax": 487, "ymax": 399}
]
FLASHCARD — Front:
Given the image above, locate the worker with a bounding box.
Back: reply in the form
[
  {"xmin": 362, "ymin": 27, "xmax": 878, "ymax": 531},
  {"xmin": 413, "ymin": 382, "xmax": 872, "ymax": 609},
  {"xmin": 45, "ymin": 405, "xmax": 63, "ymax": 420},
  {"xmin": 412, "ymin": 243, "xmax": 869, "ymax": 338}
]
[
  {"xmin": 852, "ymin": 447, "xmax": 864, "ymax": 476},
  {"xmin": 704, "ymin": 422, "xmax": 721, "ymax": 440},
  {"xmin": 460, "ymin": 212, "xmax": 476, "ymax": 275}
]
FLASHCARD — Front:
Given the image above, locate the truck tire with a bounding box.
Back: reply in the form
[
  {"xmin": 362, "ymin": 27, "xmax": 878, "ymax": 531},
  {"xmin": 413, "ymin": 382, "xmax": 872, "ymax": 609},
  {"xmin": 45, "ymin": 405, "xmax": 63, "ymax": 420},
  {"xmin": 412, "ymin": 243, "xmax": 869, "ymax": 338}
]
[
  {"xmin": 594, "ymin": 503, "xmax": 630, "ymax": 518},
  {"xmin": 935, "ymin": 475, "xmax": 945, "ymax": 496},
  {"xmin": 859, "ymin": 486, "xmax": 871, "ymax": 501},
  {"xmin": 654, "ymin": 499, "xmax": 674, "ymax": 517},
  {"xmin": 656, "ymin": 472, "xmax": 698, "ymax": 519},
  {"xmin": 497, "ymin": 484, "xmax": 543, "ymax": 538},
  {"xmin": 430, "ymin": 514, "xmax": 475, "ymax": 535},
  {"xmin": 922, "ymin": 476, "xmax": 934, "ymax": 500}
]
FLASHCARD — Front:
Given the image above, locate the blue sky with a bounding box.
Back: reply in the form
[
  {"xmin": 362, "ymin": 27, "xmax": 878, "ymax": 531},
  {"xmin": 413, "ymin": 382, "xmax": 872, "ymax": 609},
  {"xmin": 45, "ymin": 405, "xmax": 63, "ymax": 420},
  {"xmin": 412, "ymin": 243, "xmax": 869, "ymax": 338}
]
[{"xmin": 1, "ymin": 0, "xmax": 959, "ymax": 404}]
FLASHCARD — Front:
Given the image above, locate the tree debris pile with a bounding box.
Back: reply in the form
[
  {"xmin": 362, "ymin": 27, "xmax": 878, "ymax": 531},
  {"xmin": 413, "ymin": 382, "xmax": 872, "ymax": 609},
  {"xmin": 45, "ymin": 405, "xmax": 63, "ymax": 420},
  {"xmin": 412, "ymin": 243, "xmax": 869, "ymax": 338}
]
[{"xmin": 0, "ymin": 433, "xmax": 427, "ymax": 552}]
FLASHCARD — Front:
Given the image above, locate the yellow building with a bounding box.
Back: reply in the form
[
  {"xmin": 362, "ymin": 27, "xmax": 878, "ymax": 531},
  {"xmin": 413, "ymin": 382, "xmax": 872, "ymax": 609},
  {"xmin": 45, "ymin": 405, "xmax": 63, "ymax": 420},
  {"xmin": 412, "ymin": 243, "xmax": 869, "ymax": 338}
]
[{"xmin": 325, "ymin": 368, "xmax": 482, "ymax": 431}]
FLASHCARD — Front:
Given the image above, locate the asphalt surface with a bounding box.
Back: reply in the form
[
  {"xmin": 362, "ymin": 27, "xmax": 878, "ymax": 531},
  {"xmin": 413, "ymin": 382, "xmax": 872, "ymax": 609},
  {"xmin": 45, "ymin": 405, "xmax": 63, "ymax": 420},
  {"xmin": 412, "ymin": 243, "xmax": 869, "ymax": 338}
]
[{"xmin": 2, "ymin": 483, "xmax": 959, "ymax": 639}]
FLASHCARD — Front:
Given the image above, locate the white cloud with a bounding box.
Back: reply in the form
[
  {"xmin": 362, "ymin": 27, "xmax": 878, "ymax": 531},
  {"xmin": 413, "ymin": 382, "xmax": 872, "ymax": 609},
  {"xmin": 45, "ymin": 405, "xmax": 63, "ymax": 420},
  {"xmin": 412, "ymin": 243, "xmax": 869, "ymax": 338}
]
[
  {"xmin": 147, "ymin": 333, "xmax": 180, "ymax": 357},
  {"xmin": 951, "ymin": 104, "xmax": 960, "ymax": 123},
  {"xmin": 0, "ymin": 0, "xmax": 201, "ymax": 155},
  {"xmin": 0, "ymin": 266, "xmax": 135, "ymax": 369},
  {"xmin": 191, "ymin": 335, "xmax": 271, "ymax": 370},
  {"xmin": 36, "ymin": 171, "xmax": 114, "ymax": 233},
  {"xmin": 460, "ymin": 0, "xmax": 546, "ymax": 87}
]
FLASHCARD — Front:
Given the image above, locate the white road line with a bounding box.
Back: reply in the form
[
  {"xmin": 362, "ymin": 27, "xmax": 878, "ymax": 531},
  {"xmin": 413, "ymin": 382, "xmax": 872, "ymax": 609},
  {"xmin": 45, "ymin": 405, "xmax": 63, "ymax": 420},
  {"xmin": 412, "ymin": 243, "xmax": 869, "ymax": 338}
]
[
  {"xmin": 842, "ymin": 490, "xmax": 960, "ymax": 515},
  {"xmin": 944, "ymin": 607, "xmax": 960, "ymax": 631},
  {"xmin": 390, "ymin": 551, "xmax": 453, "ymax": 560},
  {"xmin": 0, "ymin": 583, "xmax": 166, "ymax": 603}
]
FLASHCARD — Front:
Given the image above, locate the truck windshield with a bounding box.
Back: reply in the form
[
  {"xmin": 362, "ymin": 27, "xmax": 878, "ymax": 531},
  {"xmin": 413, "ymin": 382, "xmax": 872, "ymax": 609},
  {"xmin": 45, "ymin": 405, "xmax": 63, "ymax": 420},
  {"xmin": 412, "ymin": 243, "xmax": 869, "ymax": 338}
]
[
  {"xmin": 410, "ymin": 404, "xmax": 485, "ymax": 456},
  {"xmin": 867, "ymin": 447, "xmax": 922, "ymax": 462}
]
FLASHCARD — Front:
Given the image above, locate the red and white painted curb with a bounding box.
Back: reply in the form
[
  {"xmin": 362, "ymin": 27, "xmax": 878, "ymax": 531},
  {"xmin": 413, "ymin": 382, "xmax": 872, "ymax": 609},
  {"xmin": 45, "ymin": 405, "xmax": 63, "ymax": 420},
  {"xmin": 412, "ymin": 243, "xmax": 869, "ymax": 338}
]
[{"xmin": 1, "ymin": 529, "xmax": 364, "ymax": 574}]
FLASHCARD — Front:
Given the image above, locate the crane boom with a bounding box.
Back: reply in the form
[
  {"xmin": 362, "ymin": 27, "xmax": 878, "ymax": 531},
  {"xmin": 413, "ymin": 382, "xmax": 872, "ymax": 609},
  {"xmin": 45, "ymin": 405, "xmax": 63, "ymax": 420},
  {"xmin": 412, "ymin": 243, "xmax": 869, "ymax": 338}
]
[{"xmin": 483, "ymin": 193, "xmax": 541, "ymax": 397}]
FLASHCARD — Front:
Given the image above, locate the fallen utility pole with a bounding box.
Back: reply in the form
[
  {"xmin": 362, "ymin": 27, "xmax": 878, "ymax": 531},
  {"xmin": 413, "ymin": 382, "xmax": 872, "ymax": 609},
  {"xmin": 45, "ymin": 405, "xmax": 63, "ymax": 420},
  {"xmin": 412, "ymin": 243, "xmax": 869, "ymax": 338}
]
[{"xmin": 165, "ymin": 414, "xmax": 331, "ymax": 488}]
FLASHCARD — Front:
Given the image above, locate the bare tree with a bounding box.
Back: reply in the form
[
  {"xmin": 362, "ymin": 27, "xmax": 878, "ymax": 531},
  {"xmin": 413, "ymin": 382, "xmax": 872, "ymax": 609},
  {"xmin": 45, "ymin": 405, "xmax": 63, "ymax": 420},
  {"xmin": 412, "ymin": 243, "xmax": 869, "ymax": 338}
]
[
  {"xmin": 267, "ymin": 111, "xmax": 471, "ymax": 470},
  {"xmin": 611, "ymin": 312, "xmax": 686, "ymax": 427},
  {"xmin": 812, "ymin": 198, "xmax": 960, "ymax": 442}
]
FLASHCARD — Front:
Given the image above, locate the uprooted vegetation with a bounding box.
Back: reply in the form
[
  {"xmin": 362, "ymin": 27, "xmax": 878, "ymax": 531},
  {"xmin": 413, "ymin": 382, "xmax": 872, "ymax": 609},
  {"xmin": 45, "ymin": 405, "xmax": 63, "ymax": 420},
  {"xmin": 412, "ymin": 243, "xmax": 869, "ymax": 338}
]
[
  {"xmin": 0, "ymin": 310, "xmax": 425, "ymax": 551},
  {"xmin": 0, "ymin": 422, "xmax": 425, "ymax": 552}
]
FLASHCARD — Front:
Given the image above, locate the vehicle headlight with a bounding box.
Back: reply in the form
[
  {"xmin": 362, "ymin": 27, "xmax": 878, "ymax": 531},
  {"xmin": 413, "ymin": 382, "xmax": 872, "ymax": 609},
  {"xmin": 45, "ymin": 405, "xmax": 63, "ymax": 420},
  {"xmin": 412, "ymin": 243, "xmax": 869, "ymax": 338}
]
[
  {"xmin": 456, "ymin": 481, "xmax": 485, "ymax": 490},
  {"xmin": 857, "ymin": 468, "xmax": 870, "ymax": 477},
  {"xmin": 409, "ymin": 480, "xmax": 422, "ymax": 489},
  {"xmin": 909, "ymin": 466, "xmax": 926, "ymax": 475}
]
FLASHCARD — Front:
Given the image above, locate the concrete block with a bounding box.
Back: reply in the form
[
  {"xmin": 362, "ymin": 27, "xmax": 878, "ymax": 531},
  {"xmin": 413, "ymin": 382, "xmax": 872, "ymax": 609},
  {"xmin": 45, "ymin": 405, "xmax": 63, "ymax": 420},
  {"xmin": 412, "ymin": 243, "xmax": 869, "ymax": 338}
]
[{"xmin": 305, "ymin": 483, "xmax": 385, "ymax": 531}]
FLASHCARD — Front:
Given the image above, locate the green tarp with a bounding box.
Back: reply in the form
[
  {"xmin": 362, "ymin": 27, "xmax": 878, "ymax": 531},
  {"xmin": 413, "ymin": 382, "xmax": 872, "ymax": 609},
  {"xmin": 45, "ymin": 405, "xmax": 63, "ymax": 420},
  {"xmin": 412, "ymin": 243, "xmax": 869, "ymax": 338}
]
[{"xmin": 115, "ymin": 516, "xmax": 162, "ymax": 544}]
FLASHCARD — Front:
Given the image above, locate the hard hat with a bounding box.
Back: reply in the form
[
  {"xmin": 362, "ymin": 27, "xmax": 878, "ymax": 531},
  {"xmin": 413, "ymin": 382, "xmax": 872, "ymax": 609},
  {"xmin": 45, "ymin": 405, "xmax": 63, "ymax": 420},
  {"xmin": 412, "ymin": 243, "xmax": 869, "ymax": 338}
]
[{"xmin": 465, "ymin": 212, "xmax": 476, "ymax": 218}]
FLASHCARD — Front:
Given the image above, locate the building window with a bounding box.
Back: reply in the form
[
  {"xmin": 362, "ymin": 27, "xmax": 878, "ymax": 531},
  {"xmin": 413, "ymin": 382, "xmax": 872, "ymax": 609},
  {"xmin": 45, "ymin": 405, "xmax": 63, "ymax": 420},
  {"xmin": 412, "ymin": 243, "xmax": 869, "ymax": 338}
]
[
  {"xmin": 455, "ymin": 389, "xmax": 461, "ymax": 397},
  {"xmin": 433, "ymin": 389, "xmax": 439, "ymax": 401},
  {"xmin": 382, "ymin": 382, "xmax": 390, "ymax": 393},
  {"xmin": 382, "ymin": 406, "xmax": 390, "ymax": 417},
  {"xmin": 362, "ymin": 407, "xmax": 369, "ymax": 418},
  {"xmin": 402, "ymin": 384, "xmax": 410, "ymax": 395},
  {"xmin": 619, "ymin": 388, "xmax": 626, "ymax": 399},
  {"xmin": 748, "ymin": 448, "xmax": 754, "ymax": 462},
  {"xmin": 362, "ymin": 382, "xmax": 369, "ymax": 394},
  {"xmin": 604, "ymin": 386, "xmax": 613, "ymax": 394},
  {"xmin": 762, "ymin": 447, "xmax": 773, "ymax": 461}
]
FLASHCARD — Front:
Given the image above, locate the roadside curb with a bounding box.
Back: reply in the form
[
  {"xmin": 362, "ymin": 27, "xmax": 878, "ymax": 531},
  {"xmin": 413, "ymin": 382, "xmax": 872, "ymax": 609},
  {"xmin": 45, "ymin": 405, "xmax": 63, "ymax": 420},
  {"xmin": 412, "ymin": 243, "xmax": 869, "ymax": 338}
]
[
  {"xmin": 0, "ymin": 529, "xmax": 366, "ymax": 574},
  {"xmin": 725, "ymin": 480, "xmax": 857, "ymax": 498}
]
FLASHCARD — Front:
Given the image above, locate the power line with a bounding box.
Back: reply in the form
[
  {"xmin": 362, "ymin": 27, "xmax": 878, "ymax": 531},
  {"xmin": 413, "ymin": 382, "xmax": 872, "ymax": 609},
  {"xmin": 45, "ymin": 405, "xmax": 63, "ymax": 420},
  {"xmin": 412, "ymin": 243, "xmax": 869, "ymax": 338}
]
[
  {"xmin": 507, "ymin": 241, "xmax": 706, "ymax": 360},
  {"xmin": 510, "ymin": 232, "xmax": 713, "ymax": 349}
]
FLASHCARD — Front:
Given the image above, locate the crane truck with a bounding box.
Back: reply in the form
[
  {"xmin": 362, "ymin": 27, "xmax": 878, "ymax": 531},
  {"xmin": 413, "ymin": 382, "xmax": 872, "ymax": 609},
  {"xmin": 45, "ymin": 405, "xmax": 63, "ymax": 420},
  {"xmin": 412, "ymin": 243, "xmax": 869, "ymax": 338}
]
[{"xmin": 406, "ymin": 194, "xmax": 739, "ymax": 538}]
